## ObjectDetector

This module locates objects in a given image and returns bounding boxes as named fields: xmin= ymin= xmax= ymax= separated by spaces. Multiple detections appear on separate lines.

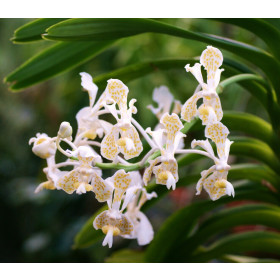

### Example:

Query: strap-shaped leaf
xmin=229 ymin=136 xmax=280 ymax=173
xmin=11 ymin=18 xmax=68 ymax=43
xmin=220 ymin=254 xmax=280 ymax=263
xmin=189 ymin=231 xmax=280 ymax=262
xmin=173 ymin=204 xmax=280 ymax=261
xmin=43 ymin=18 xmax=280 ymax=100
xmin=5 ymin=40 xmax=115 ymax=91
xmin=145 ymin=187 xmax=280 ymax=262
xmin=222 ymin=111 xmax=273 ymax=146
xmin=212 ymin=18 xmax=280 ymax=60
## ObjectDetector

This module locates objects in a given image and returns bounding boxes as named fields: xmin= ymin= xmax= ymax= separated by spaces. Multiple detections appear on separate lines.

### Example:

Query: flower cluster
xmin=29 ymin=46 xmax=234 ymax=248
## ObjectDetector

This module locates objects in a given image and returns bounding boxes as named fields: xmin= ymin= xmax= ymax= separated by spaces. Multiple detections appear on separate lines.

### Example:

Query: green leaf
xmin=220 ymin=254 xmax=280 ymax=263
xmin=222 ymin=111 xmax=274 ymax=146
xmin=5 ymin=40 xmax=115 ymax=91
xmin=105 ymin=249 xmax=144 ymax=263
xmin=145 ymin=186 xmax=279 ymax=262
xmin=189 ymin=231 xmax=280 ymax=262
xmin=174 ymin=204 xmax=280 ymax=261
xmin=229 ymin=136 xmax=280 ymax=173
xmin=43 ymin=18 xmax=280 ymax=101
xmin=212 ymin=19 xmax=280 ymax=60
xmin=11 ymin=18 xmax=68 ymax=43
xmin=73 ymin=205 xmax=107 ymax=249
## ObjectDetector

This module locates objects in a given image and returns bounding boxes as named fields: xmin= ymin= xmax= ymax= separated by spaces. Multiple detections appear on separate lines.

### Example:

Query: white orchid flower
xmin=56 ymin=146 xmax=112 ymax=199
xmin=93 ymin=170 xmax=139 ymax=248
xmin=74 ymin=73 xmax=113 ymax=145
xmin=100 ymin=79 xmax=143 ymax=161
xmin=34 ymin=155 xmax=66 ymax=193
xmin=193 ymin=121 xmax=234 ymax=200
xmin=123 ymin=181 xmax=157 ymax=246
xmin=29 ymin=133 xmax=56 ymax=159
xmin=147 ymin=86 xmax=182 ymax=121
xmin=143 ymin=113 xmax=185 ymax=190
xmin=181 ymin=46 xmax=224 ymax=125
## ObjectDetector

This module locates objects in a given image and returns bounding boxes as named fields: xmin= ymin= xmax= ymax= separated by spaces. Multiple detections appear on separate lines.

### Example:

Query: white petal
xmin=146 ymin=127 xmax=165 ymax=150
xmin=80 ymin=72 xmax=98 ymax=107
xmin=136 ymin=212 xmax=154 ymax=246
xmin=166 ymin=173 xmax=176 ymax=190
xmin=102 ymin=229 xmax=114 ymax=248
xmin=185 ymin=63 xmax=204 ymax=86
xmin=226 ymin=181 xmax=235 ymax=197
xmin=121 ymin=186 xmax=141 ymax=212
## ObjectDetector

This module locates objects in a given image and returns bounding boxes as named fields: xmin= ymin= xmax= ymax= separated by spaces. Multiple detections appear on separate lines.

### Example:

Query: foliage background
xmin=0 ymin=18 xmax=279 ymax=263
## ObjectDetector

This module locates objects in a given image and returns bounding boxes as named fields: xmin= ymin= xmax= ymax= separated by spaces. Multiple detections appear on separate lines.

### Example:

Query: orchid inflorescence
xmin=29 ymin=46 xmax=234 ymax=248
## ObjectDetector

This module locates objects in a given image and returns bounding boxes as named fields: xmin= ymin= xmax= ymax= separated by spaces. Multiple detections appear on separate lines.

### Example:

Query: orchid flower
xmin=34 ymin=155 xmax=66 ymax=193
xmin=123 ymin=179 xmax=157 ymax=246
xmin=74 ymin=73 xmax=113 ymax=145
xmin=193 ymin=121 xmax=234 ymax=200
xmin=56 ymin=146 xmax=112 ymax=200
xmin=100 ymin=79 xmax=143 ymax=161
xmin=143 ymin=112 xmax=185 ymax=190
xmin=93 ymin=170 xmax=138 ymax=248
xmin=147 ymin=86 xmax=182 ymax=121
xmin=29 ymin=133 xmax=56 ymax=159
xmin=181 ymin=46 xmax=224 ymax=125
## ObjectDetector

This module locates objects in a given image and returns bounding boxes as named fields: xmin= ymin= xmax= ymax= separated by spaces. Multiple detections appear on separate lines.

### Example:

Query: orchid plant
xmin=29 ymin=46 xmax=234 ymax=248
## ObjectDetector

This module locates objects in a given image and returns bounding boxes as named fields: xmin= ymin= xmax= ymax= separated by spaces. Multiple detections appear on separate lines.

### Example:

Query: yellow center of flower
xmin=84 ymin=129 xmax=97 ymax=140
xmin=102 ymin=225 xmax=121 ymax=236
xmin=214 ymin=179 xmax=227 ymax=189
xmin=36 ymin=138 xmax=46 ymax=145
xmin=158 ymin=171 xmax=169 ymax=181
xmin=198 ymin=106 xmax=210 ymax=116
xmin=117 ymin=138 xmax=127 ymax=147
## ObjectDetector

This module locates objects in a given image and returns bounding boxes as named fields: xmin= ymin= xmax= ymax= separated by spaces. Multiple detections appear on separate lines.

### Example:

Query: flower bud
xmin=58 ymin=122 xmax=72 ymax=138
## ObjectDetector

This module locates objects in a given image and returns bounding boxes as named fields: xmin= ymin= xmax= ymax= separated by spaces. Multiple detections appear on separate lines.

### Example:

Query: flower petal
xmin=57 ymin=169 xmax=80 ymax=194
xmin=112 ymin=170 xmax=132 ymax=210
xmin=91 ymin=172 xmax=113 ymax=202
xmin=185 ymin=63 xmax=204 ymax=86
xmin=191 ymin=139 xmax=215 ymax=158
xmin=105 ymin=79 xmax=129 ymax=119
xmin=143 ymin=157 xmax=161 ymax=186
xmin=160 ymin=113 xmax=184 ymax=155
xmin=80 ymin=72 xmax=98 ymax=107
xmin=203 ymin=173 xmax=227 ymax=201
xmin=100 ymin=126 xmax=119 ymax=161
xmin=118 ymin=125 xmax=143 ymax=160
xmin=181 ymin=92 xmax=202 ymax=122
xmin=205 ymin=121 xmax=229 ymax=157
xmin=147 ymin=86 xmax=174 ymax=119
xmin=200 ymin=46 xmax=223 ymax=91
xmin=135 ymin=211 xmax=154 ymax=246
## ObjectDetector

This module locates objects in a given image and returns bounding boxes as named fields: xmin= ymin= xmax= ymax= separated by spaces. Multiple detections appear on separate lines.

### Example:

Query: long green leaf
xmin=5 ymin=41 xmax=115 ymax=91
xmin=145 ymin=185 xmax=279 ymax=262
xmin=43 ymin=18 xmax=280 ymax=101
xmin=222 ymin=111 xmax=273 ymax=146
xmin=212 ymin=18 xmax=280 ymax=60
xmin=189 ymin=231 xmax=280 ymax=262
xmin=173 ymin=204 xmax=280 ymax=261
xmin=229 ymin=136 xmax=280 ymax=173
xmin=11 ymin=18 xmax=68 ymax=43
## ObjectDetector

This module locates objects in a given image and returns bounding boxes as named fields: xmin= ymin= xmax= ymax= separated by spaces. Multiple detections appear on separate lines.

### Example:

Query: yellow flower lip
xmin=102 ymin=225 xmax=120 ymax=236
xmin=117 ymin=137 xmax=127 ymax=147
xmin=158 ymin=171 xmax=169 ymax=181
xmin=214 ymin=179 xmax=227 ymax=189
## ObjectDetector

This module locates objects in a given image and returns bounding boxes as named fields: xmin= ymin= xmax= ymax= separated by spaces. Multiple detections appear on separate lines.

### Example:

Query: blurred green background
xmin=0 ymin=19 xmax=271 ymax=262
